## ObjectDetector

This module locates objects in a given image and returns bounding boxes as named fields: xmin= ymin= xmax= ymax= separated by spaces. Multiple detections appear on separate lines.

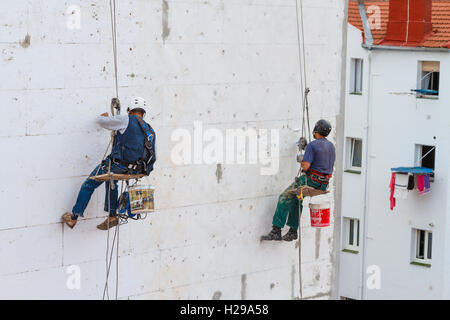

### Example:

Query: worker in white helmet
xmin=62 ymin=97 xmax=156 ymax=230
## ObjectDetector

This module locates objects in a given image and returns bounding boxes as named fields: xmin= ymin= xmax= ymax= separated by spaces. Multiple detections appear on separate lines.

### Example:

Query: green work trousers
xmin=272 ymin=175 xmax=328 ymax=230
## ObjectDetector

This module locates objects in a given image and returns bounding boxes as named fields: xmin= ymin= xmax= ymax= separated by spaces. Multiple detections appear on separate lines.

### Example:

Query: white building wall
xmin=0 ymin=0 xmax=346 ymax=299
xmin=339 ymin=24 xmax=369 ymax=299
xmin=340 ymin=24 xmax=450 ymax=300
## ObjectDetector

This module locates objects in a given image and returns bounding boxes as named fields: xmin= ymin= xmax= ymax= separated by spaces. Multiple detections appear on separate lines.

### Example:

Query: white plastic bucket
xmin=309 ymin=201 xmax=330 ymax=227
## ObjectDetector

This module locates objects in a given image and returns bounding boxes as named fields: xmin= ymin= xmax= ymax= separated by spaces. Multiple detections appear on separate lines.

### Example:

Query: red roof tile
xmin=348 ymin=0 xmax=450 ymax=48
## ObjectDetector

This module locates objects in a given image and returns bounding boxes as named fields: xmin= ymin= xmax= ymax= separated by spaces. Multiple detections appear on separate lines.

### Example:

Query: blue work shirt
xmin=302 ymin=138 xmax=335 ymax=175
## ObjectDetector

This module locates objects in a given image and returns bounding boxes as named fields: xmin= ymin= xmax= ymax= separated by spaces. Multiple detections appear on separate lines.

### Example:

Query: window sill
xmin=410 ymin=261 xmax=431 ymax=268
xmin=349 ymin=92 xmax=362 ymax=96
xmin=342 ymin=249 xmax=359 ymax=254
xmin=344 ymin=169 xmax=361 ymax=175
xmin=416 ymin=95 xmax=439 ymax=100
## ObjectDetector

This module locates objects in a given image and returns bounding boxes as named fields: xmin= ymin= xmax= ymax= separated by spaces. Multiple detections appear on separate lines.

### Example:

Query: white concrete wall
xmin=340 ymin=24 xmax=450 ymax=299
xmin=0 ymin=0 xmax=346 ymax=299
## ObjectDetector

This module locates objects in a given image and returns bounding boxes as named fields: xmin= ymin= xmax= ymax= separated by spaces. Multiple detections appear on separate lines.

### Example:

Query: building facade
xmin=0 ymin=0 xmax=347 ymax=299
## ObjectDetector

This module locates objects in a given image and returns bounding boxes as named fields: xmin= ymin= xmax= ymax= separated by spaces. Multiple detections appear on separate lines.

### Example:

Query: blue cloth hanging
xmin=391 ymin=167 xmax=433 ymax=174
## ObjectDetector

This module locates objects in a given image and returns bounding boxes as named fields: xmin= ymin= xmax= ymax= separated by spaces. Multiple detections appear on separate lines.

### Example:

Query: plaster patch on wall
xmin=20 ymin=34 xmax=31 ymax=48
xmin=215 ymin=163 xmax=223 ymax=184
xmin=212 ymin=290 xmax=222 ymax=300
xmin=315 ymin=228 xmax=321 ymax=260
xmin=291 ymin=264 xmax=295 ymax=299
xmin=241 ymin=274 xmax=247 ymax=300
xmin=161 ymin=0 xmax=170 ymax=42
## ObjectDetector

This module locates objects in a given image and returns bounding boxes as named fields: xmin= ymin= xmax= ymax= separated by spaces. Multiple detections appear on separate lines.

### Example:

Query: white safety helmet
xmin=133 ymin=97 xmax=147 ymax=109
xmin=128 ymin=97 xmax=147 ymax=116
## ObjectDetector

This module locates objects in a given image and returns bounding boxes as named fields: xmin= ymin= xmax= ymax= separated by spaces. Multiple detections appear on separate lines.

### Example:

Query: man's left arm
xmin=301 ymin=143 xmax=314 ymax=172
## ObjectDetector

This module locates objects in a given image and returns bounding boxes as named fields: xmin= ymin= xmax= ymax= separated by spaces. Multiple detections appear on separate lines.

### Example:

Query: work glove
xmin=296 ymin=152 xmax=303 ymax=163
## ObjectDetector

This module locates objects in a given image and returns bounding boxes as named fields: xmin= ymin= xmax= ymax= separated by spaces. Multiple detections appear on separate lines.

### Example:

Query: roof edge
xmin=362 ymin=43 xmax=450 ymax=52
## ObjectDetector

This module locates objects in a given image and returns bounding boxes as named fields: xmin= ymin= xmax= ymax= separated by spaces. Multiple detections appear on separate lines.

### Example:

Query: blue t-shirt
xmin=302 ymin=138 xmax=335 ymax=175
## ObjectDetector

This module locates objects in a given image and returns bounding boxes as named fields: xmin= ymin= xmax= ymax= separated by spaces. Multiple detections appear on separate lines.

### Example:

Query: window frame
xmin=414 ymin=144 xmax=435 ymax=181
xmin=412 ymin=228 xmax=432 ymax=267
xmin=345 ymin=137 xmax=363 ymax=173
xmin=350 ymin=58 xmax=363 ymax=94
xmin=343 ymin=217 xmax=360 ymax=253
xmin=417 ymin=60 xmax=440 ymax=98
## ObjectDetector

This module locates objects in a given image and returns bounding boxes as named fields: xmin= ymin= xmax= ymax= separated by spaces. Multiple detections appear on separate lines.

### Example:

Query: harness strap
xmin=136 ymin=116 xmax=155 ymax=144
xmin=135 ymin=116 xmax=156 ymax=170
xmin=307 ymin=170 xmax=332 ymax=184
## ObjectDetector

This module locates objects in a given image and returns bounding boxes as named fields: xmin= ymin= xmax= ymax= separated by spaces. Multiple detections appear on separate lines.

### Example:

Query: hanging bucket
xmin=309 ymin=202 xmax=330 ymax=227
xmin=128 ymin=185 xmax=155 ymax=214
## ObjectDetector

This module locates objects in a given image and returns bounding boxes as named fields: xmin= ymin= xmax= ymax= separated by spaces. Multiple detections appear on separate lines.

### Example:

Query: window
xmin=411 ymin=229 xmax=432 ymax=267
xmin=350 ymin=58 xmax=363 ymax=94
xmin=345 ymin=138 xmax=362 ymax=173
xmin=415 ymin=144 xmax=435 ymax=180
xmin=343 ymin=217 xmax=360 ymax=253
xmin=417 ymin=61 xmax=439 ymax=97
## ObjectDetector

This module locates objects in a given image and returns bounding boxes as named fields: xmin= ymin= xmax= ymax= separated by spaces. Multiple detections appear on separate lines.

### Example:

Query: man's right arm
xmin=95 ymin=114 xmax=129 ymax=134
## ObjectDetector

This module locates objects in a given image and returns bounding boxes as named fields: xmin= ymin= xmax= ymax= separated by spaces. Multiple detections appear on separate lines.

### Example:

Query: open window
xmin=415 ymin=144 xmax=435 ymax=180
xmin=411 ymin=228 xmax=432 ymax=267
xmin=350 ymin=58 xmax=363 ymax=94
xmin=416 ymin=61 xmax=439 ymax=97
xmin=343 ymin=217 xmax=360 ymax=253
xmin=345 ymin=137 xmax=362 ymax=173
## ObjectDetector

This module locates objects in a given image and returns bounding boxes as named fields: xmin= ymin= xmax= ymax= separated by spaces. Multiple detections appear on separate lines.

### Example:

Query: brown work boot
xmin=62 ymin=212 xmax=77 ymax=229
xmin=97 ymin=215 xmax=119 ymax=230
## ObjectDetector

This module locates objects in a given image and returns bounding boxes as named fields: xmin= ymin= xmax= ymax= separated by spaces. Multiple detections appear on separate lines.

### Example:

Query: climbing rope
xmin=295 ymin=0 xmax=310 ymax=147
xmin=295 ymin=0 xmax=309 ymax=300
xmin=102 ymin=0 xmax=121 ymax=300
xmin=109 ymin=0 xmax=119 ymax=98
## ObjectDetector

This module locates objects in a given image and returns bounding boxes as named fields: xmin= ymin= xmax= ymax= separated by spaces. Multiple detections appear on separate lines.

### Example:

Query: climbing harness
xmin=135 ymin=116 xmax=157 ymax=176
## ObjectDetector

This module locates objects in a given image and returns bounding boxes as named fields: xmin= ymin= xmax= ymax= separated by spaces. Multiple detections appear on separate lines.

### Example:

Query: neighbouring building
xmin=339 ymin=0 xmax=450 ymax=299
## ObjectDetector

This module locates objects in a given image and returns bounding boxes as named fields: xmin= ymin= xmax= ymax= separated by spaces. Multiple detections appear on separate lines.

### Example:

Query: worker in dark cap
xmin=62 ymin=97 xmax=156 ymax=231
xmin=261 ymin=119 xmax=335 ymax=242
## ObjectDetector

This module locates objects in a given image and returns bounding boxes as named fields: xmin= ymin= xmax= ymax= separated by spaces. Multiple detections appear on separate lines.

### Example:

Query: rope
xmin=299 ymin=0 xmax=307 ymax=90
xmin=109 ymin=0 xmax=119 ymax=98
xmin=418 ymin=146 xmax=435 ymax=163
xmin=116 ymin=214 xmax=120 ymax=300
xmin=104 ymin=162 xmax=112 ymax=300
xmin=102 ymin=0 xmax=121 ymax=300
xmin=295 ymin=0 xmax=308 ymax=300
xmin=102 ymin=181 xmax=123 ymax=300
xmin=295 ymin=0 xmax=311 ymax=148
xmin=295 ymin=0 xmax=305 ymax=114
xmin=298 ymin=216 xmax=303 ymax=299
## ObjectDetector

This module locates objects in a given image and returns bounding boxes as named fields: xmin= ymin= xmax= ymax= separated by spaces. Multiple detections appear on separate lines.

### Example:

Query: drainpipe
xmin=358 ymin=0 xmax=373 ymax=47
xmin=360 ymin=48 xmax=373 ymax=300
